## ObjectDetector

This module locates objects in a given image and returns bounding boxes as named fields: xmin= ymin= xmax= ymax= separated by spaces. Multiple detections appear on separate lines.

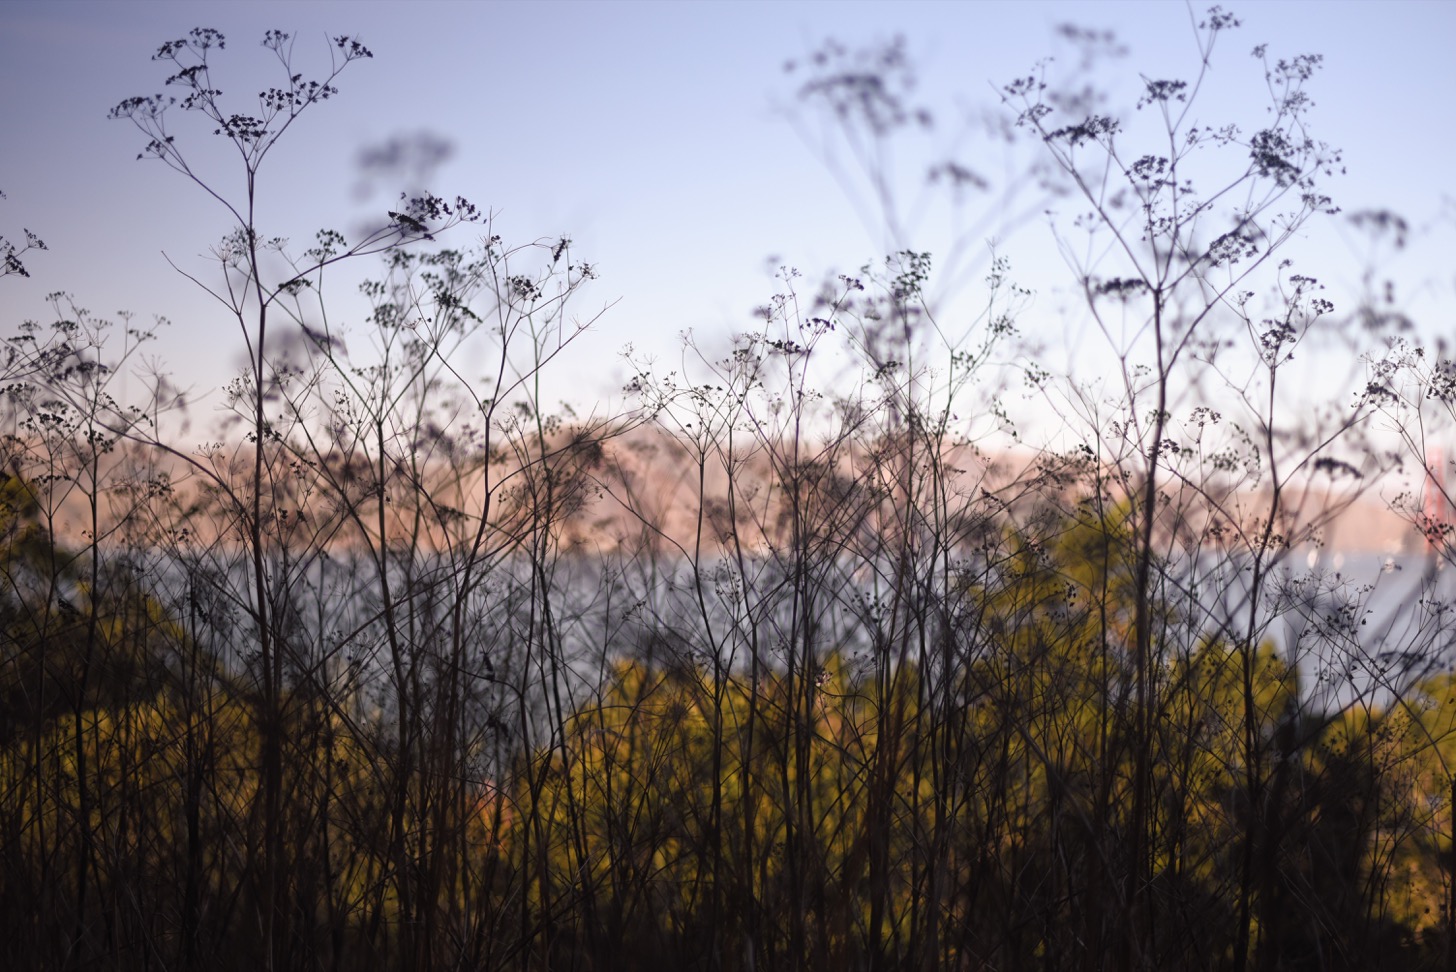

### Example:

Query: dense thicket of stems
xmin=4 ymin=15 xmax=1456 ymax=972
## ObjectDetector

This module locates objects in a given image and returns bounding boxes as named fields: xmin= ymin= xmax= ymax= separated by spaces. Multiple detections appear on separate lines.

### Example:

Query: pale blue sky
xmin=3 ymin=0 xmax=1453 ymax=420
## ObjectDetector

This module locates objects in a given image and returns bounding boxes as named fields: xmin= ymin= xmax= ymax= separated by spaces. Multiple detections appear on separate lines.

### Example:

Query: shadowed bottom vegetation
xmin=6 ymin=474 xmax=1456 ymax=972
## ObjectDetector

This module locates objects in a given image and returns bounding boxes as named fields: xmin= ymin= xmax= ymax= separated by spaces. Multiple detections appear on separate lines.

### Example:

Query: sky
xmin=2 ymin=0 xmax=1454 ymax=429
